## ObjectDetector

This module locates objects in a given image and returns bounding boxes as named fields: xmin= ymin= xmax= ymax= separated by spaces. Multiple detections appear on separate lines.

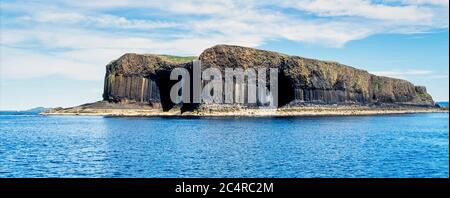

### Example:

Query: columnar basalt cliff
xmin=102 ymin=54 xmax=196 ymax=110
xmin=102 ymin=45 xmax=434 ymax=111
xmin=44 ymin=45 xmax=442 ymax=116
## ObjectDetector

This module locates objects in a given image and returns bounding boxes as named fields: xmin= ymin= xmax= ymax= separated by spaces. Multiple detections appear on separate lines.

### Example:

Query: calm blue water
xmin=437 ymin=101 xmax=449 ymax=108
xmin=0 ymin=112 xmax=448 ymax=178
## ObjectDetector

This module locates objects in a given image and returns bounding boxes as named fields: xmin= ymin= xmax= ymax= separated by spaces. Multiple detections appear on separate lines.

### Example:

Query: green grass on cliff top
xmin=157 ymin=55 xmax=198 ymax=63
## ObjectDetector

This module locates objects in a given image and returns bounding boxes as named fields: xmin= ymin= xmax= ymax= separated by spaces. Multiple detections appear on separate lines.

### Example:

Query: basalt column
xmin=103 ymin=74 xmax=161 ymax=107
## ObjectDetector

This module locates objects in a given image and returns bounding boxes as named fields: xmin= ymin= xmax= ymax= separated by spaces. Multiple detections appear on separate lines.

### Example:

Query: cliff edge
xmin=103 ymin=45 xmax=434 ymax=108
xmin=45 ymin=45 xmax=440 ymax=116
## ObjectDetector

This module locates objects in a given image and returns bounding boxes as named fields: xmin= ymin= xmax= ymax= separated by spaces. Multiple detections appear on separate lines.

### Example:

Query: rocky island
xmin=44 ymin=45 xmax=445 ymax=116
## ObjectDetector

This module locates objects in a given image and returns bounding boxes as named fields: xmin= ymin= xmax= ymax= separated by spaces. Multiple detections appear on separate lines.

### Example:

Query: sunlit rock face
xmin=102 ymin=45 xmax=435 ymax=111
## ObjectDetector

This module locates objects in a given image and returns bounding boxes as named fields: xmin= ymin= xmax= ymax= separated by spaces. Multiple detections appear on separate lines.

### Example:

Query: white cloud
xmin=0 ymin=0 xmax=448 ymax=81
xmin=1 ymin=47 xmax=102 ymax=81
xmin=283 ymin=0 xmax=435 ymax=22
xmin=19 ymin=11 xmax=180 ymax=30
xmin=398 ymin=0 xmax=449 ymax=6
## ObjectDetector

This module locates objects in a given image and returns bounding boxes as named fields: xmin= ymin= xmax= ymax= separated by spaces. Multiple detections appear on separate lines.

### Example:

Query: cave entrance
xmin=157 ymin=71 xmax=177 ymax=111
xmin=277 ymin=70 xmax=295 ymax=107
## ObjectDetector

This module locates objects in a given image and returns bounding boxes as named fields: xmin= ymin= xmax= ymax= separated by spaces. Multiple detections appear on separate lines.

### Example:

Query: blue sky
xmin=0 ymin=0 xmax=449 ymax=110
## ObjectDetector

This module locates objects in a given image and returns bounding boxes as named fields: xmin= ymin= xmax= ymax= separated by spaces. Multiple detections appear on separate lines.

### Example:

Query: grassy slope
xmin=157 ymin=55 xmax=198 ymax=63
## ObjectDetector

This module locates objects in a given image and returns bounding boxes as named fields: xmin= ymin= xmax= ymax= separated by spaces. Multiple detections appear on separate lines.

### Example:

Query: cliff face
xmin=103 ymin=45 xmax=434 ymax=110
xmin=102 ymin=53 xmax=194 ymax=110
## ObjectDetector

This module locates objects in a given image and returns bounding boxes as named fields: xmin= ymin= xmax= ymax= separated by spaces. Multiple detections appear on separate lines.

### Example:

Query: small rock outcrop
xmin=102 ymin=45 xmax=435 ymax=111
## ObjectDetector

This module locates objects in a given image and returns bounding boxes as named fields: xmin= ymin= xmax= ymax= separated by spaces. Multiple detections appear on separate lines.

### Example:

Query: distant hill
xmin=0 ymin=107 xmax=51 ymax=115
xmin=25 ymin=107 xmax=52 ymax=113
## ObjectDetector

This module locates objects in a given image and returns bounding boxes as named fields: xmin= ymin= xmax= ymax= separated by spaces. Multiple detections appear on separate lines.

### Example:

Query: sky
xmin=0 ymin=0 xmax=448 ymax=110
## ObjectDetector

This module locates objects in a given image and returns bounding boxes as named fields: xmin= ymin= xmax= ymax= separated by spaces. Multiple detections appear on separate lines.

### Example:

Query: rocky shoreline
xmin=42 ymin=101 xmax=447 ymax=117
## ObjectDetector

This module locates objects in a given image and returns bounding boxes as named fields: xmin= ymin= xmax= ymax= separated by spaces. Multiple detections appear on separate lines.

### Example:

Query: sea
xmin=0 ymin=105 xmax=448 ymax=178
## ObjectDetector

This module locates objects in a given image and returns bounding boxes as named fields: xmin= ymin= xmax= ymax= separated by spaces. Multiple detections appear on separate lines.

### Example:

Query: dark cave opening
xmin=156 ymin=72 xmax=177 ymax=111
xmin=277 ymin=70 xmax=295 ymax=107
